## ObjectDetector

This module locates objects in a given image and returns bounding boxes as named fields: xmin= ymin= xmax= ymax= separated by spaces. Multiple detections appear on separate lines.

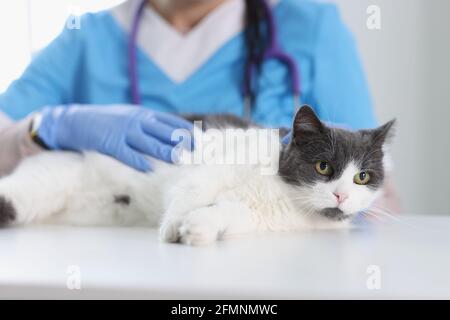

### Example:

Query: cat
xmin=0 ymin=106 xmax=394 ymax=245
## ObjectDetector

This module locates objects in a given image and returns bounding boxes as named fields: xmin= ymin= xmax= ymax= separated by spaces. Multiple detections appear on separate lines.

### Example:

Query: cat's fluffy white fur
xmin=0 ymin=128 xmax=379 ymax=245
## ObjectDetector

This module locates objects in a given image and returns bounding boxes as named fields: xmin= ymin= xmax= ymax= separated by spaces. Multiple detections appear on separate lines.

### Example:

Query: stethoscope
xmin=129 ymin=0 xmax=301 ymax=120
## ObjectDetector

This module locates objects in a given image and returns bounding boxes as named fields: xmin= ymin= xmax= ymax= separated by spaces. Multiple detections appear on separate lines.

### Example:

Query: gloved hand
xmin=37 ymin=105 xmax=193 ymax=171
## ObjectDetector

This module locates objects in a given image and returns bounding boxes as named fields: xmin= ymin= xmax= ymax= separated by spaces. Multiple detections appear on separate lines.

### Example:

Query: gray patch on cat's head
xmin=279 ymin=105 xmax=395 ymax=220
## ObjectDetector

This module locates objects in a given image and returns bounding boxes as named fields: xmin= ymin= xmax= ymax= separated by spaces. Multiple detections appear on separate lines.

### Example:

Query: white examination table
xmin=0 ymin=215 xmax=449 ymax=299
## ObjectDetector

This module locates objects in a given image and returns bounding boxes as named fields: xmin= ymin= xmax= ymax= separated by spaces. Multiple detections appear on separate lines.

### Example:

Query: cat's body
xmin=0 ymin=107 xmax=394 ymax=245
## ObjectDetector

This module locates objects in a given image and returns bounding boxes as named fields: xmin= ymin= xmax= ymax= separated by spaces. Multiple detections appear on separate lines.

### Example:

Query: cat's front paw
xmin=160 ymin=206 xmax=222 ymax=246
xmin=159 ymin=218 xmax=183 ymax=243
xmin=178 ymin=207 xmax=221 ymax=246
xmin=0 ymin=196 xmax=17 ymax=227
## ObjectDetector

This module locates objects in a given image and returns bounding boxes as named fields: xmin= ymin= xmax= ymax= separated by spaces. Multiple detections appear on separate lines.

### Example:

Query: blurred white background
xmin=0 ymin=0 xmax=125 ymax=91
xmin=0 ymin=0 xmax=448 ymax=214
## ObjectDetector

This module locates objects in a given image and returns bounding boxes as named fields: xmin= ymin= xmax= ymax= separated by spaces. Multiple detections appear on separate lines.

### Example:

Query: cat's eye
xmin=354 ymin=171 xmax=371 ymax=185
xmin=315 ymin=161 xmax=333 ymax=176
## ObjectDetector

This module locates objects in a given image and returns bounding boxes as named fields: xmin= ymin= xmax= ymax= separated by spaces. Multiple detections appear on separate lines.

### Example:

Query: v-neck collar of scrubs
xmin=112 ymin=0 xmax=280 ymax=84
xmin=114 ymin=0 xmax=245 ymax=83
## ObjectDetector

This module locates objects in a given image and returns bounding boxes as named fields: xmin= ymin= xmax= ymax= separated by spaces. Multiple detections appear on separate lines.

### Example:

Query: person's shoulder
xmin=77 ymin=4 xmax=126 ymax=31
xmin=277 ymin=0 xmax=341 ymax=22
xmin=59 ymin=0 xmax=135 ymax=37
xmin=276 ymin=0 xmax=346 ymax=51
xmin=59 ymin=1 xmax=133 ymax=48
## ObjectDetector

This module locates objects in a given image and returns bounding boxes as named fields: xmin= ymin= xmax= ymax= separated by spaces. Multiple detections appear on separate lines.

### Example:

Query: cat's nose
xmin=333 ymin=192 xmax=348 ymax=204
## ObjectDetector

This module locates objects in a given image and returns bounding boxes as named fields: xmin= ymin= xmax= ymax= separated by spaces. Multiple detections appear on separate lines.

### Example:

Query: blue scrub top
xmin=0 ymin=0 xmax=377 ymax=130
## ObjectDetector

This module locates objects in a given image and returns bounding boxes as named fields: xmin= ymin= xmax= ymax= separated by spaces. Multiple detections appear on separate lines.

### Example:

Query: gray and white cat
xmin=0 ymin=106 xmax=394 ymax=245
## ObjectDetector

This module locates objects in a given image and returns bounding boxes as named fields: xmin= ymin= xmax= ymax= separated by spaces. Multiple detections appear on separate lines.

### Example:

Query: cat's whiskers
xmin=287 ymin=195 xmax=312 ymax=201
xmin=371 ymin=203 xmax=399 ymax=215
xmin=359 ymin=209 xmax=386 ymax=222
xmin=367 ymin=206 xmax=401 ymax=222
xmin=288 ymin=197 xmax=318 ymax=217
xmin=285 ymin=194 xmax=316 ymax=218
xmin=360 ymin=203 xmax=401 ymax=223
xmin=300 ymin=203 xmax=316 ymax=218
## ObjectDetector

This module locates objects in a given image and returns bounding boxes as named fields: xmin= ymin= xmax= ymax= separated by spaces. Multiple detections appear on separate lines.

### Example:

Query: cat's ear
xmin=371 ymin=119 xmax=396 ymax=146
xmin=293 ymin=105 xmax=324 ymax=138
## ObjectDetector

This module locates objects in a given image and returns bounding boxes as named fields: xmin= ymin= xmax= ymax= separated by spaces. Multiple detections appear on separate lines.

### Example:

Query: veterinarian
xmin=0 ymin=0 xmax=398 ymax=211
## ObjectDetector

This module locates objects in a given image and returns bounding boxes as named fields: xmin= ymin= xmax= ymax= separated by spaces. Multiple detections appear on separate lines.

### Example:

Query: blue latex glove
xmin=37 ymin=105 xmax=193 ymax=171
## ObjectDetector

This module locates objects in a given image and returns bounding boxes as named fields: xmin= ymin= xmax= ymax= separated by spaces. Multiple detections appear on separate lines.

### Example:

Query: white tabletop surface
xmin=0 ymin=215 xmax=449 ymax=299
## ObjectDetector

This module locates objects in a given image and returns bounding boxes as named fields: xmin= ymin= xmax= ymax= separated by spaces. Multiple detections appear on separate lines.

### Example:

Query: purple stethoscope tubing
xmin=129 ymin=0 xmax=301 ymax=118
xmin=128 ymin=0 xmax=147 ymax=105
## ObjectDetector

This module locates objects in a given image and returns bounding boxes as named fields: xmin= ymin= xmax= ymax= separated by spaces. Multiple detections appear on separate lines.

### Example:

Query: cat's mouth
xmin=319 ymin=208 xmax=352 ymax=221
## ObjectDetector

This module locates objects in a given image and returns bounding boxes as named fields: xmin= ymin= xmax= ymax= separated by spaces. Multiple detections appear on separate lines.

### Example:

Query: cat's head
xmin=279 ymin=105 xmax=395 ymax=221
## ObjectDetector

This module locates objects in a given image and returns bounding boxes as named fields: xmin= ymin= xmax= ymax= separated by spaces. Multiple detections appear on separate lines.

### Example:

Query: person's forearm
xmin=0 ymin=115 xmax=43 ymax=177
